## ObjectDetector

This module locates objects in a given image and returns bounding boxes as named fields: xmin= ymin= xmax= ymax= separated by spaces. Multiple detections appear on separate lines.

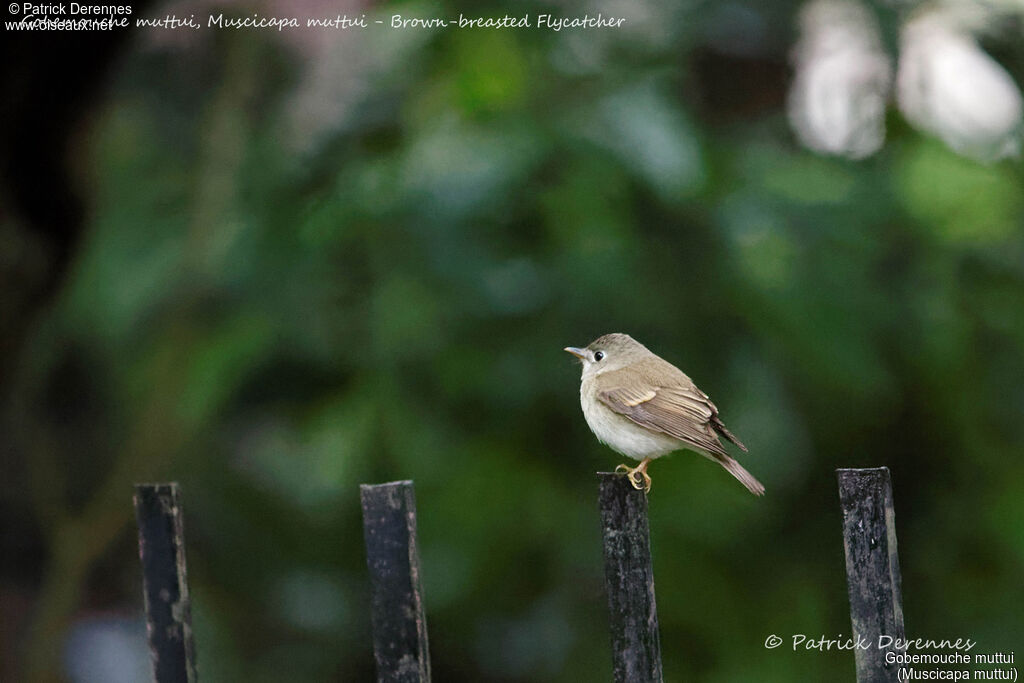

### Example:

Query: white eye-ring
xmin=594 ymin=351 xmax=605 ymax=362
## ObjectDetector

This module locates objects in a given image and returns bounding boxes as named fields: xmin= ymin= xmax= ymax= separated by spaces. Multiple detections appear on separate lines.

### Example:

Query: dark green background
xmin=2 ymin=1 xmax=1023 ymax=681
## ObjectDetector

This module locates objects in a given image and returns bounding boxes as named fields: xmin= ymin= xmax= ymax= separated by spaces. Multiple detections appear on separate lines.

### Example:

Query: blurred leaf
xmin=897 ymin=140 xmax=1022 ymax=244
xmin=181 ymin=313 xmax=275 ymax=424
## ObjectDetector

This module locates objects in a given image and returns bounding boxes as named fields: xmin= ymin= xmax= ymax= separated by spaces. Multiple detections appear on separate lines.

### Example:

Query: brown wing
xmin=597 ymin=383 xmax=733 ymax=457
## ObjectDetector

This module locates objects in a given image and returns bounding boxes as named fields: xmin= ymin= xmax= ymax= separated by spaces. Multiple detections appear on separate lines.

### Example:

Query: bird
xmin=564 ymin=333 xmax=764 ymax=495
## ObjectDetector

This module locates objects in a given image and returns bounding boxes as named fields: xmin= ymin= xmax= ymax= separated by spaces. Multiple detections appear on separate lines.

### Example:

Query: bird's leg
xmin=615 ymin=458 xmax=653 ymax=493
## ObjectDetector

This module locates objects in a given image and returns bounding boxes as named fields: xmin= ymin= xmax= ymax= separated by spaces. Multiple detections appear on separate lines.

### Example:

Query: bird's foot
xmin=615 ymin=459 xmax=652 ymax=493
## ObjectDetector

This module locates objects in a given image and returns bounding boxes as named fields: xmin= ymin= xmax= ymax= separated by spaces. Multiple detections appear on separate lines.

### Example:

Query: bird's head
xmin=564 ymin=333 xmax=650 ymax=378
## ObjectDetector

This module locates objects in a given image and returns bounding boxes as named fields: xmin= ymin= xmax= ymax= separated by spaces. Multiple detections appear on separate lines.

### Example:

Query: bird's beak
xmin=564 ymin=346 xmax=587 ymax=360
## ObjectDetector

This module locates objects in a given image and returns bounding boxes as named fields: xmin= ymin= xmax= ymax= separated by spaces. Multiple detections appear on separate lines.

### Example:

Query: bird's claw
xmin=615 ymin=462 xmax=652 ymax=493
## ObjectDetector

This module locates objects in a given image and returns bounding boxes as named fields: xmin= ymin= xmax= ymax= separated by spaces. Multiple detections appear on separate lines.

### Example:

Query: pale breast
xmin=580 ymin=379 xmax=680 ymax=460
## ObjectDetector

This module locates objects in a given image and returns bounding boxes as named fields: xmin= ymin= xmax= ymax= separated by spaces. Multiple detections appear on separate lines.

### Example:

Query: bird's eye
xmin=594 ymin=351 xmax=605 ymax=362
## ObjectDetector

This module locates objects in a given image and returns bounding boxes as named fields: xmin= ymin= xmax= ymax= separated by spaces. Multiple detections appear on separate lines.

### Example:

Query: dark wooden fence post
xmin=360 ymin=481 xmax=431 ymax=683
xmin=134 ymin=483 xmax=198 ymax=683
xmin=598 ymin=473 xmax=664 ymax=683
xmin=837 ymin=467 xmax=906 ymax=683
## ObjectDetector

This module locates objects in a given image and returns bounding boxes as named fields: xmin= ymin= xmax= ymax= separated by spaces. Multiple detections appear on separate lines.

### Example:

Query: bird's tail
xmin=713 ymin=418 xmax=748 ymax=452
xmin=714 ymin=453 xmax=765 ymax=496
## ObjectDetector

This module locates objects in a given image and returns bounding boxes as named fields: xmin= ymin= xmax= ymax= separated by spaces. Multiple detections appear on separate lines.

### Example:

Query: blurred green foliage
xmin=3 ymin=1 xmax=1024 ymax=681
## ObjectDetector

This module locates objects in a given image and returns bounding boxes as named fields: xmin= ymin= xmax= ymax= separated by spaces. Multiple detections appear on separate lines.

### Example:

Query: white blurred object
xmin=788 ymin=0 xmax=892 ymax=159
xmin=64 ymin=616 xmax=150 ymax=683
xmin=897 ymin=6 xmax=1023 ymax=161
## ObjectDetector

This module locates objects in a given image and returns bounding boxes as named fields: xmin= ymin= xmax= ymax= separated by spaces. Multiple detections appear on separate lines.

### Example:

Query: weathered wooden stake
xmin=360 ymin=481 xmax=431 ymax=683
xmin=837 ymin=467 xmax=906 ymax=683
xmin=134 ymin=483 xmax=197 ymax=683
xmin=598 ymin=473 xmax=664 ymax=683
